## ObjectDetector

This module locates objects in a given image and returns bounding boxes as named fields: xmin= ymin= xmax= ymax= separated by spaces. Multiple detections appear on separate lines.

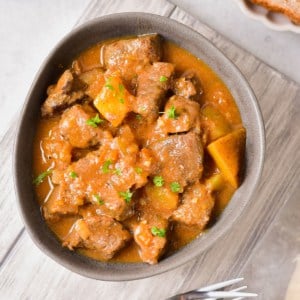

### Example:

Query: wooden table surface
xmin=0 ymin=0 xmax=299 ymax=299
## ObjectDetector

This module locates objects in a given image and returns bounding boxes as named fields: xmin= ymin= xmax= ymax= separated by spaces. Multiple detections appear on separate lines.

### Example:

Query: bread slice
xmin=251 ymin=0 xmax=300 ymax=24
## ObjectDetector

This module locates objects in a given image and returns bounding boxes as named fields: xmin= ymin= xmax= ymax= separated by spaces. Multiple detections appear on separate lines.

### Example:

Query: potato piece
xmin=94 ymin=73 xmax=134 ymax=127
xmin=205 ymin=173 xmax=225 ymax=192
xmin=207 ymin=128 xmax=246 ymax=188
xmin=202 ymin=105 xmax=231 ymax=141
xmin=145 ymin=184 xmax=179 ymax=216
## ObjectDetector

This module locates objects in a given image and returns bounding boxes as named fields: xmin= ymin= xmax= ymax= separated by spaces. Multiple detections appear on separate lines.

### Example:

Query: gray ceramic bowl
xmin=13 ymin=13 xmax=265 ymax=281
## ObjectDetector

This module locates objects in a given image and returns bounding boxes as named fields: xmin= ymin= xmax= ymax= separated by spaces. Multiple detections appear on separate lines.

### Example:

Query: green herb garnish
xmin=151 ymin=226 xmax=166 ymax=237
xmin=159 ymin=75 xmax=168 ymax=82
xmin=104 ymin=83 xmax=114 ymax=90
xmin=69 ymin=171 xmax=78 ymax=179
xmin=119 ymin=190 xmax=133 ymax=203
xmin=114 ymin=168 xmax=122 ymax=176
xmin=33 ymin=170 xmax=52 ymax=185
xmin=170 ymin=182 xmax=181 ymax=193
xmin=119 ymin=84 xmax=125 ymax=92
xmin=135 ymin=114 xmax=142 ymax=121
xmin=102 ymin=160 xmax=112 ymax=174
xmin=93 ymin=194 xmax=104 ymax=205
xmin=86 ymin=114 xmax=104 ymax=128
xmin=119 ymin=98 xmax=125 ymax=104
xmin=135 ymin=167 xmax=143 ymax=175
xmin=167 ymin=105 xmax=178 ymax=119
xmin=153 ymin=176 xmax=164 ymax=187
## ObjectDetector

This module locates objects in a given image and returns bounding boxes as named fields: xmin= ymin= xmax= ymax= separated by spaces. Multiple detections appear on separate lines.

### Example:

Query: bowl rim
xmin=13 ymin=12 xmax=265 ymax=281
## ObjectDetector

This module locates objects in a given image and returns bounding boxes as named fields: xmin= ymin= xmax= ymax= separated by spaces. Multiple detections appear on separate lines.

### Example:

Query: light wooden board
xmin=0 ymin=0 xmax=299 ymax=299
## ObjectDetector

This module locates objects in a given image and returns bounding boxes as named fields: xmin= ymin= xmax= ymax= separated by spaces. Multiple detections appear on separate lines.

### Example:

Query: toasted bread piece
xmin=251 ymin=0 xmax=300 ymax=24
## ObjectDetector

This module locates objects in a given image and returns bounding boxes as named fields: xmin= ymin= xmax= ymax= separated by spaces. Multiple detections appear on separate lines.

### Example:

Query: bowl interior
xmin=14 ymin=12 xmax=265 ymax=281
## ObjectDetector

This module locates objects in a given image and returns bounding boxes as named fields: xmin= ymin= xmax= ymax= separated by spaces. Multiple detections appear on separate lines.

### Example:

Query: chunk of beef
xmin=42 ymin=125 xmax=73 ymax=170
xmin=103 ymin=34 xmax=162 ymax=82
xmin=134 ymin=62 xmax=175 ymax=120
xmin=150 ymin=132 xmax=203 ymax=188
xmin=44 ymin=126 xmax=156 ymax=221
xmin=157 ymin=95 xmax=201 ymax=134
xmin=172 ymin=71 xmax=203 ymax=101
xmin=132 ymin=213 xmax=168 ymax=264
xmin=59 ymin=104 xmax=112 ymax=148
xmin=43 ymin=185 xmax=83 ymax=222
xmin=78 ymin=67 xmax=105 ymax=99
xmin=172 ymin=182 xmax=214 ymax=228
xmin=41 ymin=69 xmax=86 ymax=117
xmin=63 ymin=215 xmax=131 ymax=260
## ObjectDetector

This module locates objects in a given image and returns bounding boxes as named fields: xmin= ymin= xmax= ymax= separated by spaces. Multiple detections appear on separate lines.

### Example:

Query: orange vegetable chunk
xmin=94 ymin=73 xmax=133 ymax=127
xmin=207 ymin=128 xmax=246 ymax=188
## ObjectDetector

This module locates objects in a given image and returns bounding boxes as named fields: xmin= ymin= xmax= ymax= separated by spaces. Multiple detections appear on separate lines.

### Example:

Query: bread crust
xmin=250 ymin=0 xmax=300 ymax=24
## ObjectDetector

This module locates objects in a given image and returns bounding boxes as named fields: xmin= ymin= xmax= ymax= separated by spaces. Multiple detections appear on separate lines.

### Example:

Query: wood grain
xmin=0 ymin=0 xmax=299 ymax=299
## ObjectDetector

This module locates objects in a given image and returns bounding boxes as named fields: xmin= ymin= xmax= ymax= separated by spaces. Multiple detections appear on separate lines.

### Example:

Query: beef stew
xmin=33 ymin=34 xmax=246 ymax=264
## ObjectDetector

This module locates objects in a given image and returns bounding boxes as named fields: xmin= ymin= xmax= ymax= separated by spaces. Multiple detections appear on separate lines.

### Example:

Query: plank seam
xmin=0 ymin=228 xmax=25 ymax=269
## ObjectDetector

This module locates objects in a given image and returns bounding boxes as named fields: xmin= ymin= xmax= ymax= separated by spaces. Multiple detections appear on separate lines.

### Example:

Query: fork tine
xmin=206 ymin=291 xmax=257 ymax=298
xmin=197 ymin=278 xmax=244 ymax=292
xmin=230 ymin=286 xmax=247 ymax=292
xmin=207 ymin=285 xmax=248 ymax=300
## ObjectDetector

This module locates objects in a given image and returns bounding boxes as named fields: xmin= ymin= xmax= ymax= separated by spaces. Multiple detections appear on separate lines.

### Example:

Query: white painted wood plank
xmin=0 ymin=127 xmax=24 ymax=263
xmin=1 ymin=0 xmax=299 ymax=299
xmin=75 ymin=0 xmax=176 ymax=26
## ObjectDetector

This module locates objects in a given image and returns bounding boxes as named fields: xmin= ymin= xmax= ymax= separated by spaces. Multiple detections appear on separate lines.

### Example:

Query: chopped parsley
xmin=118 ymin=84 xmax=125 ymax=103
xmin=135 ymin=167 xmax=143 ymax=175
xmin=167 ymin=105 xmax=178 ymax=119
xmin=69 ymin=171 xmax=78 ymax=179
xmin=118 ymin=84 xmax=125 ymax=92
xmin=114 ymin=168 xmax=122 ymax=176
xmin=33 ymin=170 xmax=52 ymax=185
xmin=119 ymin=190 xmax=133 ymax=203
xmin=151 ymin=226 xmax=166 ymax=237
xmin=104 ymin=83 xmax=114 ymax=90
xmin=102 ymin=160 xmax=112 ymax=173
xmin=153 ymin=176 xmax=164 ymax=187
xmin=135 ymin=114 xmax=142 ymax=121
xmin=86 ymin=114 xmax=104 ymax=128
xmin=93 ymin=194 xmax=104 ymax=205
xmin=159 ymin=75 xmax=168 ymax=82
xmin=170 ymin=182 xmax=181 ymax=193
xmin=140 ymin=106 xmax=147 ymax=112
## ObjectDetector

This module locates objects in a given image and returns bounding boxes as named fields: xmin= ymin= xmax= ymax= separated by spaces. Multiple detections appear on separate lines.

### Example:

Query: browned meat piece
xmin=172 ymin=71 xmax=203 ymax=101
xmin=65 ymin=150 xmax=135 ymax=221
xmin=45 ymin=126 xmax=156 ymax=221
xmin=42 ymin=125 xmax=73 ymax=170
xmin=172 ymin=182 xmax=214 ymax=228
xmin=78 ymin=68 xmax=105 ymax=99
xmin=41 ymin=69 xmax=87 ymax=117
xmin=150 ymin=132 xmax=203 ymax=188
xmin=134 ymin=62 xmax=175 ymax=120
xmin=156 ymin=95 xmax=201 ymax=134
xmin=42 ymin=185 xmax=83 ymax=222
xmin=103 ymin=34 xmax=162 ymax=82
xmin=63 ymin=215 xmax=131 ymax=260
xmin=132 ymin=213 xmax=168 ymax=264
xmin=59 ymin=104 xmax=112 ymax=148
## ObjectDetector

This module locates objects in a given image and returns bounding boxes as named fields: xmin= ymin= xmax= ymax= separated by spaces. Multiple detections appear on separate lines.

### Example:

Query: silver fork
xmin=166 ymin=278 xmax=257 ymax=300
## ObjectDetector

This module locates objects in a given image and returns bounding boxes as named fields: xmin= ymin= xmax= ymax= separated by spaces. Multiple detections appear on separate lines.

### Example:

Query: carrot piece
xmin=207 ymin=128 xmax=246 ymax=188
